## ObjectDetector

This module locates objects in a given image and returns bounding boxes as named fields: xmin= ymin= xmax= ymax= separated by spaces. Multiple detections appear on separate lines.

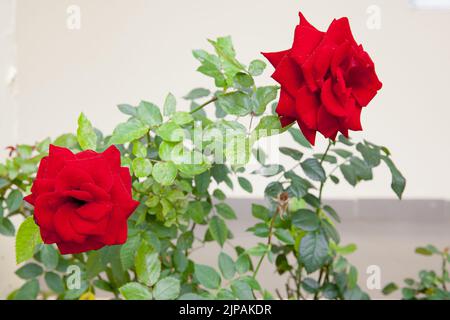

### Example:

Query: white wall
xmin=2 ymin=0 xmax=450 ymax=199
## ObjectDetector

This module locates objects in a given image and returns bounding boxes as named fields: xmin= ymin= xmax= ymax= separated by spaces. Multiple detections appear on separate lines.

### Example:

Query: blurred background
xmin=0 ymin=0 xmax=449 ymax=299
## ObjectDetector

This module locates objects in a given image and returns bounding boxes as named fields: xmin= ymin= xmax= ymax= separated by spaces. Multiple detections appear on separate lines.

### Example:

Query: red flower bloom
xmin=24 ymin=145 xmax=139 ymax=254
xmin=262 ymin=12 xmax=382 ymax=145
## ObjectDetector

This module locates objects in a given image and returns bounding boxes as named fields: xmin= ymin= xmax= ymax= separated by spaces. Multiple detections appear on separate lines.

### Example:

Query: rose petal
xmin=102 ymin=145 xmax=122 ymax=171
xmin=279 ymin=116 xmax=296 ymax=127
xmin=101 ymin=207 xmax=127 ymax=245
xmin=275 ymin=89 xmax=297 ymax=119
xmin=46 ymin=145 xmax=75 ymax=178
xmin=291 ymin=13 xmax=324 ymax=65
xmin=321 ymin=78 xmax=348 ymax=117
xmin=297 ymin=120 xmax=317 ymax=146
xmin=295 ymin=86 xmax=320 ymax=129
xmin=119 ymin=167 xmax=133 ymax=195
xmin=67 ymin=156 xmax=114 ymax=191
xmin=54 ymin=203 xmax=86 ymax=243
xmin=326 ymin=17 xmax=356 ymax=46
xmin=55 ymin=165 xmax=94 ymax=191
xmin=80 ymin=183 xmax=111 ymax=202
xmin=317 ymin=107 xmax=340 ymax=138
xmin=70 ymin=214 xmax=109 ymax=236
xmin=57 ymin=240 xmax=104 ymax=255
xmin=76 ymin=202 xmax=112 ymax=221
xmin=61 ymin=190 xmax=93 ymax=202
xmin=261 ymin=49 xmax=290 ymax=68
xmin=34 ymin=192 xmax=66 ymax=230
xmin=272 ymin=56 xmax=304 ymax=96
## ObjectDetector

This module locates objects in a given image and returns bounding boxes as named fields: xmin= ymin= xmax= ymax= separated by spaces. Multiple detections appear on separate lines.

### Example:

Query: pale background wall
xmin=0 ymin=0 xmax=448 ymax=200
xmin=1 ymin=0 xmax=450 ymax=299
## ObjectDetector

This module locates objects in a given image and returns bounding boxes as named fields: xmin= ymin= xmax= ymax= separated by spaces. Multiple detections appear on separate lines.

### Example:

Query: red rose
xmin=262 ymin=12 xmax=382 ymax=145
xmin=24 ymin=145 xmax=139 ymax=254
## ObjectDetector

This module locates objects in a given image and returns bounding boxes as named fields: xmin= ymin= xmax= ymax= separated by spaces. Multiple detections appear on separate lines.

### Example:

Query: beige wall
xmin=1 ymin=0 xmax=450 ymax=299
xmin=5 ymin=0 xmax=449 ymax=199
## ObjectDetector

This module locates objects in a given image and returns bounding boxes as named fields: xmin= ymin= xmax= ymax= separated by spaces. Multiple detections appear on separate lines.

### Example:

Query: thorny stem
xmin=252 ymin=207 xmax=278 ymax=279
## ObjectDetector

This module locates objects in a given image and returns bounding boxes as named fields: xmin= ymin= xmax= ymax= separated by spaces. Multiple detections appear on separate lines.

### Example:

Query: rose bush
xmin=0 ymin=12 xmax=420 ymax=301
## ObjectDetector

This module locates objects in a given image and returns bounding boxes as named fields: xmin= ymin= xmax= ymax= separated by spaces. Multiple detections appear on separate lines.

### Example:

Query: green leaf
xmin=274 ymin=229 xmax=295 ymax=245
xmin=348 ymin=266 xmax=358 ymax=289
xmin=152 ymin=161 xmax=177 ymax=186
xmin=301 ymin=158 xmax=326 ymax=182
xmin=117 ymin=104 xmax=137 ymax=116
xmin=251 ymin=204 xmax=271 ymax=222
xmin=382 ymin=156 xmax=406 ymax=199
xmin=120 ymin=235 xmax=141 ymax=270
xmin=288 ymin=128 xmax=311 ymax=149
xmin=213 ymin=189 xmax=226 ymax=201
xmin=156 ymin=122 xmax=184 ymax=142
xmin=247 ymin=243 xmax=268 ymax=256
xmin=15 ymin=263 xmax=44 ymax=279
xmin=218 ymin=252 xmax=236 ymax=280
xmin=234 ymin=72 xmax=254 ymax=88
xmin=0 ymin=218 xmax=15 ymax=236
xmin=172 ymin=112 xmax=193 ymax=126
xmin=135 ymin=243 xmax=161 ymax=286
xmin=338 ymin=134 xmax=354 ymax=146
xmin=86 ymin=250 xmax=106 ymax=279
xmin=132 ymin=141 xmax=147 ymax=158
xmin=382 ymin=282 xmax=399 ymax=295
xmin=237 ymin=177 xmax=253 ymax=193
xmin=53 ymin=133 xmax=78 ymax=148
xmin=137 ymin=101 xmax=163 ymax=127
xmin=153 ymin=277 xmax=180 ymax=300
xmin=77 ymin=113 xmax=97 ymax=150
xmin=195 ymin=264 xmax=221 ymax=289
xmin=279 ymin=147 xmax=303 ymax=161
xmin=254 ymin=86 xmax=278 ymax=115
xmin=13 ymin=279 xmax=39 ymax=300
xmin=340 ymin=164 xmax=357 ymax=186
xmin=235 ymin=254 xmax=250 ymax=274
xmin=119 ymin=282 xmax=152 ymax=300
xmin=208 ymin=216 xmax=228 ymax=247
xmin=132 ymin=158 xmax=153 ymax=178
xmin=333 ymin=149 xmax=353 ymax=158
xmin=323 ymin=205 xmax=341 ymax=223
xmin=179 ymin=293 xmax=207 ymax=300
xmin=299 ymin=231 xmax=329 ymax=273
xmin=322 ymin=219 xmax=340 ymax=244
xmin=253 ymin=115 xmax=284 ymax=140
xmin=184 ymin=88 xmax=211 ymax=100
xmin=356 ymin=143 xmax=381 ymax=167
xmin=231 ymin=280 xmax=254 ymax=300
xmin=216 ymin=92 xmax=252 ymax=116
xmin=110 ymin=119 xmax=149 ymax=145
xmin=40 ymin=245 xmax=59 ymax=270
xmin=16 ymin=217 xmax=42 ymax=264
xmin=335 ymin=243 xmax=357 ymax=255
xmin=163 ymin=93 xmax=177 ymax=116
xmin=173 ymin=249 xmax=188 ymax=272
xmin=45 ymin=272 xmax=65 ymax=294
xmin=215 ymin=203 xmax=237 ymax=220
xmin=194 ymin=171 xmax=210 ymax=194
xmin=248 ymin=59 xmax=266 ymax=76
xmin=415 ymin=247 xmax=433 ymax=256
xmin=6 ymin=189 xmax=23 ymax=213
xmin=350 ymin=157 xmax=373 ymax=181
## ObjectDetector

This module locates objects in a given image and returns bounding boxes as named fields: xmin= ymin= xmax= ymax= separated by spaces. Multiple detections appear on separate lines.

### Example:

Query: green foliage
xmin=1 ymin=36 xmax=409 ymax=301
xmin=383 ymin=245 xmax=450 ymax=300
